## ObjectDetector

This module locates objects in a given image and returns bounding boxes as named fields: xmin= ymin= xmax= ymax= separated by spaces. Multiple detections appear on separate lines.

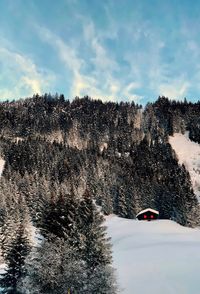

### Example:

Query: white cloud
xmin=36 ymin=25 xmax=119 ymax=101
xmin=121 ymin=18 xmax=195 ymax=102
xmin=82 ymin=20 xmax=143 ymax=102
xmin=159 ymin=80 xmax=190 ymax=99
xmin=83 ymin=21 xmax=119 ymax=72
xmin=21 ymin=76 xmax=41 ymax=94
xmin=122 ymin=82 xmax=143 ymax=102
xmin=0 ymin=46 xmax=55 ymax=100
xmin=37 ymin=26 xmax=93 ymax=97
xmin=35 ymin=21 xmax=143 ymax=103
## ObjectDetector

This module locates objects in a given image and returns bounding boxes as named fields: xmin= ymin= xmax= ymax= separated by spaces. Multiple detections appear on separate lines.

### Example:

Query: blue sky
xmin=0 ymin=0 xmax=200 ymax=103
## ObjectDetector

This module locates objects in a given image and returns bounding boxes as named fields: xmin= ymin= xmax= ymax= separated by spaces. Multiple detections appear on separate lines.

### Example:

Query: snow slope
xmin=0 ymin=159 xmax=5 ymax=177
xmin=169 ymin=132 xmax=200 ymax=200
xmin=106 ymin=216 xmax=200 ymax=294
xmin=0 ymin=158 xmax=5 ymax=279
xmin=0 ymin=264 xmax=6 ymax=293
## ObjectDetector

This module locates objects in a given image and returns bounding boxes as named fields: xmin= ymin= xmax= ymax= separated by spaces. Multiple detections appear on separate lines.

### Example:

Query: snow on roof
xmin=136 ymin=208 xmax=159 ymax=217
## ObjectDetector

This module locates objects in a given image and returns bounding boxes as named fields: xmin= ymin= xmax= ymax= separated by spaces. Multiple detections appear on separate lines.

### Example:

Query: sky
xmin=0 ymin=0 xmax=200 ymax=104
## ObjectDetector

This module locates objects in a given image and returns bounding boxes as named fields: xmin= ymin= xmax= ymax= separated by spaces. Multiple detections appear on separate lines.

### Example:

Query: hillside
xmin=0 ymin=95 xmax=199 ymax=226
xmin=0 ymin=95 xmax=200 ymax=292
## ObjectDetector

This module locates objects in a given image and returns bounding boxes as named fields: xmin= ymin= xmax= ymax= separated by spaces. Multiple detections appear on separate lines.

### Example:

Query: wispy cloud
xmin=35 ymin=19 xmax=143 ymax=102
xmin=85 ymin=20 xmax=143 ymax=102
xmin=2 ymin=13 xmax=190 ymax=103
xmin=159 ymin=80 xmax=190 ymax=99
xmin=0 ymin=45 xmax=55 ymax=100
xmin=36 ymin=25 xmax=99 ymax=98
xmin=82 ymin=19 xmax=122 ymax=100
xmin=83 ymin=20 xmax=119 ymax=72
xmin=1 ymin=0 xmax=200 ymax=103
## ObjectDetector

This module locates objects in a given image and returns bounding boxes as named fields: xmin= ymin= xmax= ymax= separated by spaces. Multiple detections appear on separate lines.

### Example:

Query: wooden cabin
xmin=136 ymin=208 xmax=159 ymax=221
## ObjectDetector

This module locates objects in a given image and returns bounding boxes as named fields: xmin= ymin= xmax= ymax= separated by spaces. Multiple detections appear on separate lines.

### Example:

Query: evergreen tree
xmin=40 ymin=190 xmax=79 ymax=244
xmin=77 ymin=189 xmax=117 ymax=293
xmin=21 ymin=236 xmax=86 ymax=294
xmin=0 ymin=223 xmax=30 ymax=294
xmin=78 ymin=189 xmax=112 ymax=268
xmin=115 ymin=185 xmax=128 ymax=218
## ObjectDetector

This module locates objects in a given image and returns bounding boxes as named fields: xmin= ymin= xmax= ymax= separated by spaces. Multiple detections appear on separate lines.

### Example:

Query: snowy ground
xmin=0 ymin=158 xmax=5 ymax=284
xmin=0 ymin=264 xmax=6 ymax=292
xmin=106 ymin=216 xmax=200 ymax=294
xmin=169 ymin=132 xmax=200 ymax=200
xmin=0 ymin=159 xmax=5 ymax=177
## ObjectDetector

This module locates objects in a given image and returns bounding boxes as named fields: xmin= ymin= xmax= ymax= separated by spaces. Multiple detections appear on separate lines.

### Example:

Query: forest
xmin=0 ymin=94 xmax=200 ymax=293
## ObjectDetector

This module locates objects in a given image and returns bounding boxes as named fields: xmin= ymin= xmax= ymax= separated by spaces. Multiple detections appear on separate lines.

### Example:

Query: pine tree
xmin=0 ymin=223 xmax=30 ymax=294
xmin=77 ymin=189 xmax=117 ymax=293
xmin=78 ymin=189 xmax=112 ymax=267
xmin=40 ymin=190 xmax=79 ymax=243
xmin=82 ymin=264 xmax=118 ymax=294
xmin=21 ymin=236 xmax=86 ymax=294
xmin=115 ymin=186 xmax=128 ymax=218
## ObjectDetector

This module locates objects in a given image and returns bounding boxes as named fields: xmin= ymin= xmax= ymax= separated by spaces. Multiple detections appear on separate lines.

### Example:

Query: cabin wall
xmin=137 ymin=211 xmax=159 ymax=220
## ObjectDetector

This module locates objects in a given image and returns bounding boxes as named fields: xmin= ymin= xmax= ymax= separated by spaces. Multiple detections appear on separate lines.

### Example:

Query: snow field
xmin=106 ymin=216 xmax=200 ymax=294
xmin=169 ymin=132 xmax=200 ymax=200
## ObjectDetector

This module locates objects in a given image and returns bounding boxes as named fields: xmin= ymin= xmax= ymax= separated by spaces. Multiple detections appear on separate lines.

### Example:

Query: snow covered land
xmin=0 ymin=158 xmax=5 ymax=279
xmin=0 ymin=264 xmax=6 ymax=293
xmin=0 ymin=159 xmax=5 ymax=177
xmin=169 ymin=132 xmax=200 ymax=200
xmin=106 ymin=216 xmax=200 ymax=294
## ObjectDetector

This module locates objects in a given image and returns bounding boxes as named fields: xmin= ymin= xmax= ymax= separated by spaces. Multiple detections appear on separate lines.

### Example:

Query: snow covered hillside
xmin=169 ymin=132 xmax=200 ymax=200
xmin=0 ymin=158 xmax=5 ymax=290
xmin=106 ymin=216 xmax=200 ymax=294
xmin=0 ymin=159 xmax=5 ymax=177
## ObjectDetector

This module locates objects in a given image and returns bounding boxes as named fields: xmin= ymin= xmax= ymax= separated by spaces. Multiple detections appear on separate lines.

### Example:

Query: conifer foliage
xmin=0 ymin=223 xmax=30 ymax=294
xmin=21 ymin=189 xmax=117 ymax=294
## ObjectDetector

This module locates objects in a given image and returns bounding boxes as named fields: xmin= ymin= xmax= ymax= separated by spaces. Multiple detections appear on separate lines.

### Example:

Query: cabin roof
xmin=136 ymin=208 xmax=159 ymax=217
